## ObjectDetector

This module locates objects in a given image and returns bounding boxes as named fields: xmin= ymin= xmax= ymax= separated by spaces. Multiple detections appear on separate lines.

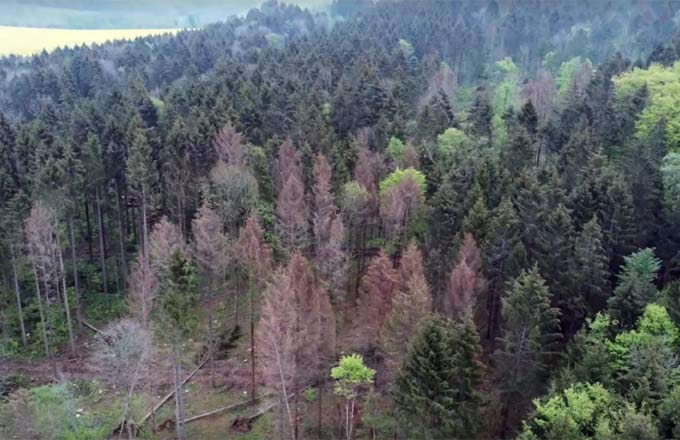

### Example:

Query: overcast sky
xmin=1 ymin=1 xmax=333 ymax=28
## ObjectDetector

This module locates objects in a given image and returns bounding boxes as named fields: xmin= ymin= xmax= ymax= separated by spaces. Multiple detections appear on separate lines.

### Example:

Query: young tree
xmin=443 ymin=233 xmax=485 ymax=318
xmin=495 ymin=266 xmax=561 ymax=436
xmin=236 ymin=214 xmax=271 ymax=401
xmin=312 ymin=154 xmax=347 ymax=300
xmin=331 ymin=354 xmax=376 ymax=440
xmin=393 ymin=315 xmax=482 ymax=439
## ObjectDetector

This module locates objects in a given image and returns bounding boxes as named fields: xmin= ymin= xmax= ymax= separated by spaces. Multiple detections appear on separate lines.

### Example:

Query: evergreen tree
xmin=571 ymin=216 xmax=611 ymax=327
xmin=393 ymin=315 xmax=482 ymax=439
xmin=495 ymin=266 xmax=561 ymax=436
xmin=608 ymin=248 xmax=661 ymax=329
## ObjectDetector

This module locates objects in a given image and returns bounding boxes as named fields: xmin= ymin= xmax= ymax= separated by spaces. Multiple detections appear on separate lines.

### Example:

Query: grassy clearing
xmin=0 ymin=26 xmax=180 ymax=57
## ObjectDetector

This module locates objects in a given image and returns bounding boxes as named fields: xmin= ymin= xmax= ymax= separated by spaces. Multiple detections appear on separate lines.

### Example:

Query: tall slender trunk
xmin=10 ymin=245 xmax=27 ymax=347
xmin=141 ymin=188 xmax=149 ymax=264
xmin=56 ymin=232 xmax=76 ymax=355
xmin=85 ymin=198 xmax=94 ymax=263
xmin=250 ymin=276 xmax=256 ymax=402
xmin=317 ymin=384 xmax=323 ymax=439
xmin=274 ymin=339 xmax=294 ymax=439
xmin=68 ymin=218 xmax=82 ymax=329
xmin=173 ymin=344 xmax=186 ymax=440
xmin=95 ymin=188 xmax=108 ymax=294
xmin=114 ymin=181 xmax=127 ymax=285
xmin=31 ymin=260 xmax=53 ymax=375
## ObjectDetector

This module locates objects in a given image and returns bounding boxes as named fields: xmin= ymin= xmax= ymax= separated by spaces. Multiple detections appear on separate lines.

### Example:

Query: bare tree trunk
xmin=173 ymin=344 xmax=186 ymax=440
xmin=115 ymin=181 xmax=127 ymax=285
xmin=68 ymin=218 xmax=82 ymax=329
xmin=56 ymin=232 xmax=76 ymax=355
xmin=10 ymin=245 xmax=27 ymax=347
xmin=250 ymin=277 xmax=256 ymax=402
xmin=31 ymin=260 xmax=53 ymax=375
xmin=85 ymin=198 xmax=94 ymax=263
xmin=95 ymin=188 xmax=108 ymax=294
xmin=274 ymin=339 xmax=295 ymax=439
xmin=141 ymin=188 xmax=149 ymax=264
xmin=317 ymin=384 xmax=323 ymax=440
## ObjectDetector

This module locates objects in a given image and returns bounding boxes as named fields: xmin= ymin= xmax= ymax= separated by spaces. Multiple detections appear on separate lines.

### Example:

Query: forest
xmin=2 ymin=0 xmax=680 ymax=438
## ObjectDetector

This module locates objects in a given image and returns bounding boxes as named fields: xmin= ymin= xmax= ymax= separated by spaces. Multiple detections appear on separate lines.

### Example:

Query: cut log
xmin=138 ymin=356 xmax=210 ymax=427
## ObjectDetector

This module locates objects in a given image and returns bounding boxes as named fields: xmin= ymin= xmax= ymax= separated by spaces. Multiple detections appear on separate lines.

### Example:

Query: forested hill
xmin=3 ymin=0 xmax=680 ymax=439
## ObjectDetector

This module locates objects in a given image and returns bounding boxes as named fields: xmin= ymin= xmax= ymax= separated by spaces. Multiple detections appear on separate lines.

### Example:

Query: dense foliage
xmin=3 ymin=0 xmax=680 ymax=438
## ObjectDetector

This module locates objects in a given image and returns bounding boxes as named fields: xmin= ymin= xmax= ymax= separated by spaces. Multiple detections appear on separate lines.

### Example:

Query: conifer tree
xmin=157 ymin=249 xmax=199 ymax=440
xmin=444 ymin=233 xmax=485 ymax=318
xmin=495 ymin=266 xmax=561 ymax=436
xmin=126 ymin=118 xmax=158 ymax=263
xmin=607 ymin=248 xmax=661 ymax=329
xmin=484 ymin=197 xmax=524 ymax=340
xmin=313 ymin=154 xmax=347 ymax=300
xmin=571 ymin=216 xmax=610 ymax=330
xmin=237 ymin=214 xmax=272 ymax=401
xmin=381 ymin=241 xmax=431 ymax=376
xmin=355 ymin=250 xmax=399 ymax=349
xmin=276 ymin=139 xmax=308 ymax=251
xmin=393 ymin=315 xmax=482 ymax=439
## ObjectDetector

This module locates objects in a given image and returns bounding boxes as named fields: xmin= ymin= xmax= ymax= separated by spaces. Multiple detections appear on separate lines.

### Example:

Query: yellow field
xmin=0 ymin=26 xmax=181 ymax=57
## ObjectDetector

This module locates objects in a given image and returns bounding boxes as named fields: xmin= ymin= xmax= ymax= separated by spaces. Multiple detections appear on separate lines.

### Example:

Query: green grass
xmin=0 ymin=26 xmax=180 ymax=56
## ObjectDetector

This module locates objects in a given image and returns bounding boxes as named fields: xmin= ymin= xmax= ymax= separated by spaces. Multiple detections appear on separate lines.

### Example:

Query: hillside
xmin=2 ymin=0 xmax=680 ymax=439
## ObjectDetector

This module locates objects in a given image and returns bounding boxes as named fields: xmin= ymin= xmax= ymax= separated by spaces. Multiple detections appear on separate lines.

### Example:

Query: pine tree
xmin=393 ymin=315 xmax=482 ymax=439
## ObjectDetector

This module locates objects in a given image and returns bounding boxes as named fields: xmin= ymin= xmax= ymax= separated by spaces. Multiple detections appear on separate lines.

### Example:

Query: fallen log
xmin=182 ymin=392 xmax=275 ymax=425
xmin=81 ymin=320 xmax=102 ymax=334
xmin=138 ymin=356 xmax=210 ymax=428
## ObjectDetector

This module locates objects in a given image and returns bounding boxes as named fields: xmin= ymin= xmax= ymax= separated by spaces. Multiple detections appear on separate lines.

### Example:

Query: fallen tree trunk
xmin=138 ymin=356 xmax=210 ymax=428
xmin=81 ymin=320 xmax=102 ymax=334
xmin=182 ymin=392 xmax=275 ymax=425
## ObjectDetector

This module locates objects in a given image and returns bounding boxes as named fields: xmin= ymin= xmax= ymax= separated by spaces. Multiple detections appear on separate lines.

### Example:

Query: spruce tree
xmin=393 ymin=315 xmax=482 ymax=439
xmin=607 ymin=248 xmax=661 ymax=329
xmin=572 ymin=216 xmax=611 ymax=327
xmin=495 ymin=266 xmax=561 ymax=436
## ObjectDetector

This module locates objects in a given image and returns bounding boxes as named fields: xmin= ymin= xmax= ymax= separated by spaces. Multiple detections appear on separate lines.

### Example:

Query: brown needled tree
xmin=236 ymin=213 xmax=272 ymax=401
xmin=444 ymin=233 xmax=486 ymax=319
xmin=313 ymin=154 xmax=347 ymax=301
xmin=276 ymin=139 xmax=308 ymax=251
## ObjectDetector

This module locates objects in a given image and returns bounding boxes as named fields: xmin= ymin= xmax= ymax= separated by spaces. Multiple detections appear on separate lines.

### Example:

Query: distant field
xmin=0 ymin=26 xmax=180 ymax=56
